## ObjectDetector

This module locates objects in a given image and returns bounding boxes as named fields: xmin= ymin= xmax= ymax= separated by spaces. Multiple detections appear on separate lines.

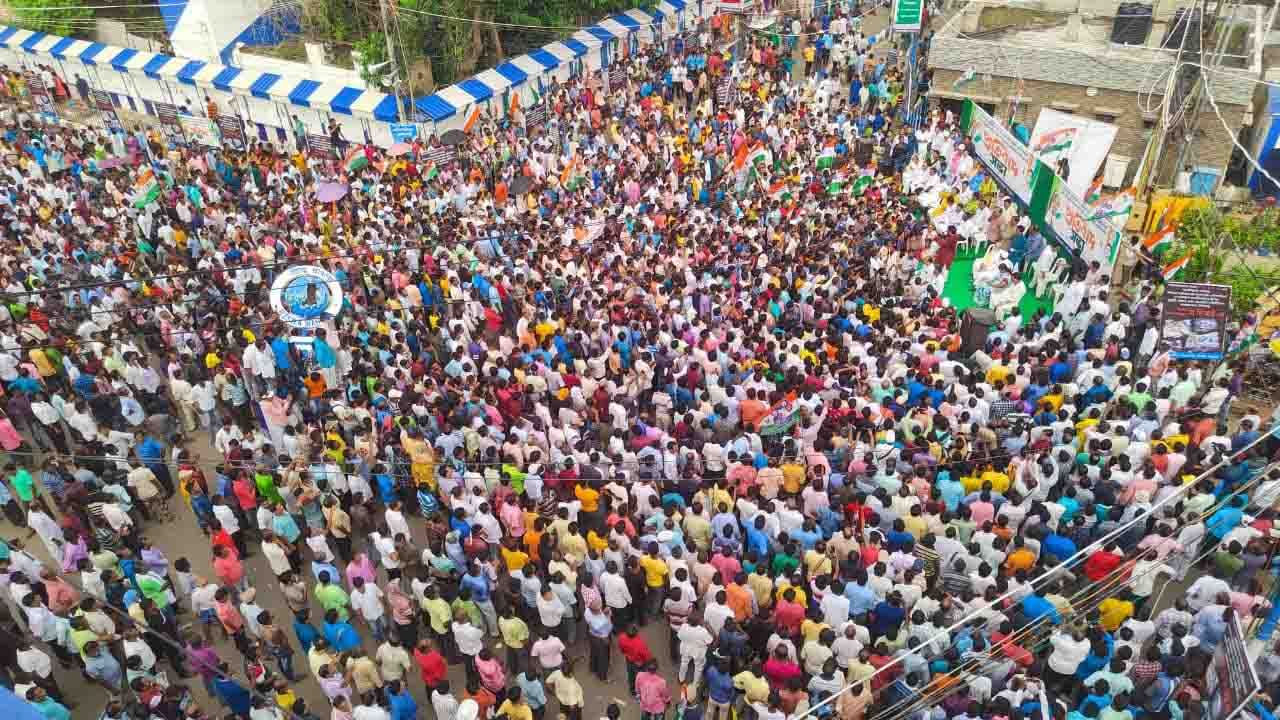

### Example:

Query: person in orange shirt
xmin=1005 ymin=536 xmax=1037 ymax=573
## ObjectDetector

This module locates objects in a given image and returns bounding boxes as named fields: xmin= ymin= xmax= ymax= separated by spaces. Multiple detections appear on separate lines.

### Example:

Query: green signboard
xmin=893 ymin=0 xmax=923 ymax=31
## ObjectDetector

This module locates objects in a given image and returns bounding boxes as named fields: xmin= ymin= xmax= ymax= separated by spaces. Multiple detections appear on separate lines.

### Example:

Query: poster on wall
xmin=216 ymin=114 xmax=247 ymax=151
xmin=1046 ymin=181 xmax=1115 ymax=264
xmin=1160 ymin=282 xmax=1232 ymax=361
xmin=154 ymin=102 xmax=185 ymax=145
xmin=179 ymin=116 xmax=222 ymax=148
xmin=967 ymin=102 xmax=1035 ymax=204
xmin=1031 ymin=107 xmax=1119 ymax=196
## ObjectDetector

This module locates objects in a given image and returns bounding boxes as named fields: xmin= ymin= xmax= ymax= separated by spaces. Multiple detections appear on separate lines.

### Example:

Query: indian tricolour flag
xmin=767 ymin=180 xmax=792 ymax=201
xmin=1085 ymin=176 xmax=1104 ymax=206
xmin=132 ymin=167 xmax=161 ymax=209
xmin=1033 ymin=127 xmax=1077 ymax=157
xmin=1088 ymin=186 xmax=1135 ymax=223
xmin=1142 ymin=225 xmax=1175 ymax=255
xmin=1162 ymin=251 xmax=1190 ymax=281
xmin=747 ymin=145 xmax=772 ymax=169
xmin=344 ymin=147 xmax=369 ymax=173
xmin=815 ymin=146 xmax=837 ymax=171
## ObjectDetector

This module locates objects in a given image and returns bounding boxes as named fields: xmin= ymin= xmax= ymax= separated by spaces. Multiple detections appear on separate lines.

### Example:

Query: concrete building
xmin=928 ymin=0 xmax=1268 ymax=195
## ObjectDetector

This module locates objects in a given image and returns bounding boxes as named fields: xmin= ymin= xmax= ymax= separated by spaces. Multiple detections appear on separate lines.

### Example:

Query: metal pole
xmin=379 ymin=0 xmax=408 ymax=121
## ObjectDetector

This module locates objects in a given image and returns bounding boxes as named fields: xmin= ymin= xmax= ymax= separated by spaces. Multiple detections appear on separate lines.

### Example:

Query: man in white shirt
xmin=350 ymin=576 xmax=388 ymax=643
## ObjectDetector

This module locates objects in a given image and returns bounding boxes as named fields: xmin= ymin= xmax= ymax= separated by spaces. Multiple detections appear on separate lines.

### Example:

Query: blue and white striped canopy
xmin=0 ymin=24 xmax=400 ymax=122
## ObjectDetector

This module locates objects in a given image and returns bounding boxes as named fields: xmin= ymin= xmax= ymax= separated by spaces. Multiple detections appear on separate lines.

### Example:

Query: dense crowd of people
xmin=0 ymin=5 xmax=1275 ymax=720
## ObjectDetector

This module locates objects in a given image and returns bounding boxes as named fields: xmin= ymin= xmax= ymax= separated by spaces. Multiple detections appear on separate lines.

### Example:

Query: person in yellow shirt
xmin=1096 ymin=596 xmax=1134 ymax=632
xmin=638 ymin=546 xmax=668 ymax=619
xmin=500 ymin=537 xmax=530 ymax=573
xmin=979 ymin=465 xmax=1011 ymax=494
xmin=1005 ymin=538 xmax=1037 ymax=573
xmin=985 ymin=364 xmax=1011 ymax=386
xmin=781 ymin=460 xmax=806 ymax=496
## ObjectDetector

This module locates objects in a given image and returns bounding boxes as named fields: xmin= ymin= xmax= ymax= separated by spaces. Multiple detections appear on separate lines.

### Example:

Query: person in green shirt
xmin=772 ymin=544 xmax=800 ymax=576
xmin=421 ymin=583 xmax=454 ymax=659
xmin=498 ymin=605 xmax=529 ymax=674
xmin=451 ymin=588 xmax=483 ymax=629
xmin=255 ymin=470 xmax=283 ymax=507
xmin=9 ymin=464 xmax=34 ymax=505
xmin=314 ymin=572 xmax=350 ymax=622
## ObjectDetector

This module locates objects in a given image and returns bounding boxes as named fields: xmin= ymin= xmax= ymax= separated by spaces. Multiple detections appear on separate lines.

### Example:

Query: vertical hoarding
xmin=1160 ymin=282 xmax=1232 ymax=361
xmin=1205 ymin=613 xmax=1261 ymax=720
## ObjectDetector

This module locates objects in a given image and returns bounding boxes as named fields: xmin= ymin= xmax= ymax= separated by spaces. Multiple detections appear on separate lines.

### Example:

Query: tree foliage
xmin=1166 ymin=206 xmax=1280 ymax=318
xmin=8 ymin=0 xmax=93 ymax=38
xmin=306 ymin=0 xmax=654 ymax=90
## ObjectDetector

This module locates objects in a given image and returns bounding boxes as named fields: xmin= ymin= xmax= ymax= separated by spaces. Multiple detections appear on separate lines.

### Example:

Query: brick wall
xmin=930 ymin=67 xmax=1248 ymax=183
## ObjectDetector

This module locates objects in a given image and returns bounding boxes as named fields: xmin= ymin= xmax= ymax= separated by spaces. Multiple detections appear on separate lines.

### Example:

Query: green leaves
xmin=8 ymin=0 xmax=92 ymax=37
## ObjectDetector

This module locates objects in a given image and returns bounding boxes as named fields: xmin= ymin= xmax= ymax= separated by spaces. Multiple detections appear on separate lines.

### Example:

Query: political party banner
xmin=306 ymin=133 xmax=334 ymax=158
xmin=1205 ymin=613 xmax=1261 ymax=720
xmin=91 ymin=89 xmax=114 ymax=112
xmin=717 ymin=75 xmax=733 ymax=105
xmin=180 ymin=115 xmax=222 ymax=148
xmin=389 ymin=123 xmax=418 ymax=142
xmin=1161 ymin=282 xmax=1232 ymax=361
xmin=424 ymin=144 xmax=456 ymax=166
xmin=609 ymin=64 xmax=626 ymax=90
xmin=1045 ymin=179 xmax=1115 ymax=264
xmin=216 ymin=114 xmax=247 ymax=152
xmin=1030 ymin=107 xmax=1119 ymax=196
xmin=153 ymin=102 xmax=184 ymax=145
xmin=525 ymin=101 xmax=548 ymax=131
xmin=966 ymin=101 xmax=1035 ymax=204
xmin=24 ymin=72 xmax=56 ymax=123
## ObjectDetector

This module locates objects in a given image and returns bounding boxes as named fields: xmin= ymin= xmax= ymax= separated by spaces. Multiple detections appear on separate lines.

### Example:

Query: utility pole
xmin=1172 ymin=0 xmax=1235 ymax=183
xmin=1142 ymin=0 xmax=1197 ymax=196
xmin=378 ymin=0 xmax=407 ymax=121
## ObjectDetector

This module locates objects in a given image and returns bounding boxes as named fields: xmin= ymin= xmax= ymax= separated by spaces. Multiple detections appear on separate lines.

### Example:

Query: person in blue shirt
xmin=1206 ymin=495 xmax=1247 ymax=542
xmin=322 ymin=608 xmax=362 ymax=652
xmin=293 ymin=607 xmax=319 ymax=653
xmin=212 ymin=663 xmax=252 ymax=717
xmin=387 ymin=680 xmax=418 ymax=720
xmin=869 ymin=596 xmax=906 ymax=638
xmin=1021 ymin=588 xmax=1062 ymax=625
xmin=705 ymin=659 xmax=736 ymax=710
xmin=1042 ymin=530 xmax=1078 ymax=564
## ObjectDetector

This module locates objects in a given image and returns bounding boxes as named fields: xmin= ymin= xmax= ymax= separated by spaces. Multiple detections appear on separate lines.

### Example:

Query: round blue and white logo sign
xmin=270 ymin=265 xmax=343 ymax=329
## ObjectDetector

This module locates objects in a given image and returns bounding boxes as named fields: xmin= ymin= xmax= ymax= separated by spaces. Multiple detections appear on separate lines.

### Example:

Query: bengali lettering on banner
xmin=966 ymin=102 xmax=1034 ymax=204
xmin=1160 ymin=282 xmax=1232 ymax=362
xmin=306 ymin=133 xmax=334 ymax=158
xmin=1046 ymin=181 xmax=1114 ymax=263
xmin=216 ymin=114 xmax=247 ymax=151
xmin=179 ymin=115 xmax=222 ymax=148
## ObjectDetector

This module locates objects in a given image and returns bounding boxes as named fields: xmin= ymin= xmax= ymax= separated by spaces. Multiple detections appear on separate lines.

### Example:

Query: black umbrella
xmin=510 ymin=175 xmax=534 ymax=195
xmin=440 ymin=129 xmax=467 ymax=146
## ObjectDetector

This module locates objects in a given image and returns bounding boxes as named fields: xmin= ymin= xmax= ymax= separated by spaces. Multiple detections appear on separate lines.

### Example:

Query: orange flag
xmin=559 ymin=153 xmax=577 ymax=186
xmin=510 ymin=92 xmax=520 ymax=116
xmin=463 ymin=106 xmax=482 ymax=133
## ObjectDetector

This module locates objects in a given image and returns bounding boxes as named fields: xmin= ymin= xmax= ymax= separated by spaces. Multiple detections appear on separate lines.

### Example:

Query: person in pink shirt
xmin=968 ymin=491 xmax=996 ymax=527
xmin=634 ymin=661 xmax=670 ymax=720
